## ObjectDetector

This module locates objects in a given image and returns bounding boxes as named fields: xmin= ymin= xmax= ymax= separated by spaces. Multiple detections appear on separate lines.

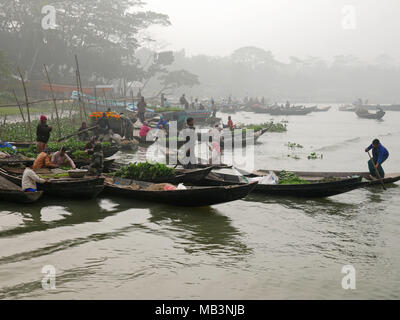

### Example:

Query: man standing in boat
xmin=36 ymin=115 xmax=52 ymax=153
xmin=365 ymin=139 xmax=389 ymax=178
xmin=182 ymin=117 xmax=196 ymax=169
xmin=137 ymin=96 xmax=147 ymax=124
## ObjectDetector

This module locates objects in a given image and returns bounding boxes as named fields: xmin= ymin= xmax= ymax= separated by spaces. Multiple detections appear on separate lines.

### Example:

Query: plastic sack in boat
xmin=177 ymin=183 xmax=187 ymax=190
xmin=249 ymin=171 xmax=279 ymax=185
xmin=164 ymin=184 xmax=177 ymax=191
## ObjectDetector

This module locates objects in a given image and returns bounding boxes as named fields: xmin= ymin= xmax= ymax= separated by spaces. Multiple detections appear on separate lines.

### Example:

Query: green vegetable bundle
xmin=115 ymin=162 xmax=175 ymax=181
xmin=278 ymin=170 xmax=310 ymax=185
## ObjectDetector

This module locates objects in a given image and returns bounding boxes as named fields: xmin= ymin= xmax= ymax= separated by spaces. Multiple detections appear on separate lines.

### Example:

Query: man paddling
xmin=365 ymin=139 xmax=389 ymax=178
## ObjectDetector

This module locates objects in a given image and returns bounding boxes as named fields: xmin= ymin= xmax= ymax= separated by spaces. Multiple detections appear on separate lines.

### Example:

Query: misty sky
xmin=146 ymin=0 xmax=400 ymax=63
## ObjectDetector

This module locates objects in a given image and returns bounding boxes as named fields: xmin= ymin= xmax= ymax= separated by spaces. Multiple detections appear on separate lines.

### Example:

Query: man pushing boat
xmin=365 ymin=139 xmax=389 ymax=178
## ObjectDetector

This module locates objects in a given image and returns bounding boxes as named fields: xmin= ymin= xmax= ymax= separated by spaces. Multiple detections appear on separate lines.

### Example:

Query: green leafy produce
xmin=244 ymin=121 xmax=287 ymax=133
xmin=72 ymin=150 xmax=90 ymax=160
xmin=115 ymin=162 xmax=175 ymax=181
xmin=278 ymin=170 xmax=310 ymax=185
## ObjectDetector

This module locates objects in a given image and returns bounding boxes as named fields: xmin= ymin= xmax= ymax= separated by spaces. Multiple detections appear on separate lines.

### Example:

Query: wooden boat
xmin=103 ymin=145 xmax=120 ymax=157
xmin=0 ymin=176 xmax=43 ymax=204
xmin=253 ymin=170 xmax=400 ymax=186
xmin=9 ymin=141 xmax=36 ymax=149
xmin=339 ymin=105 xmax=356 ymax=112
xmin=74 ymin=158 xmax=115 ymax=169
xmin=197 ymin=128 xmax=268 ymax=149
xmin=119 ymin=140 xmax=139 ymax=152
xmin=132 ymin=136 xmax=187 ymax=149
xmin=0 ymin=168 xmax=104 ymax=199
xmin=355 ymin=108 xmax=385 ymax=120
xmin=202 ymin=170 xmax=367 ymax=197
xmin=186 ymin=110 xmax=212 ymax=123
xmin=103 ymin=177 xmax=258 ymax=207
xmin=268 ymin=107 xmax=314 ymax=116
xmin=109 ymin=164 xmax=213 ymax=184
xmin=314 ymin=106 xmax=331 ymax=112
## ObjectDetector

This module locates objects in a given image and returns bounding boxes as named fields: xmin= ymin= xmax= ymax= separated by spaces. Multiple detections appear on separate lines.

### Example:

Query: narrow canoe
xmin=0 ymin=189 xmax=43 ymax=204
xmin=0 ymin=175 xmax=43 ymax=203
xmin=203 ymin=170 xmax=366 ymax=197
xmin=102 ymin=178 xmax=258 ymax=207
xmin=0 ymin=168 xmax=104 ymax=199
xmin=252 ymin=170 xmax=400 ymax=186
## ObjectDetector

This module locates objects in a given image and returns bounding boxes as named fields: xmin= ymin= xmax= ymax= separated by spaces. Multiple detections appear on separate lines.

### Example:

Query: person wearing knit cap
xmin=36 ymin=115 xmax=52 ymax=153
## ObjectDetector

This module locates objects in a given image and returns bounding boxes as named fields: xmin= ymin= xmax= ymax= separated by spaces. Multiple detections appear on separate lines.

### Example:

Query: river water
xmin=1 ymin=104 xmax=399 ymax=299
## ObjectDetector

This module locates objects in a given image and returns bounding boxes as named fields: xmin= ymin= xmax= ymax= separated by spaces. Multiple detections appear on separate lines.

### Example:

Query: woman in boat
xmin=36 ymin=115 xmax=52 ymax=153
xmin=139 ymin=122 xmax=151 ymax=140
xmin=32 ymin=148 xmax=58 ymax=169
xmin=365 ymin=139 xmax=389 ymax=178
xmin=22 ymin=166 xmax=47 ymax=192
xmin=51 ymin=146 xmax=76 ymax=169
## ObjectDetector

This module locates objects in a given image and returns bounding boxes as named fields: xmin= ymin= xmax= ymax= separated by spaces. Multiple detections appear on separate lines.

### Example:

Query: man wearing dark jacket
xmin=36 ymin=115 xmax=52 ymax=153
xmin=365 ymin=139 xmax=389 ymax=178
xmin=137 ymin=96 xmax=147 ymax=123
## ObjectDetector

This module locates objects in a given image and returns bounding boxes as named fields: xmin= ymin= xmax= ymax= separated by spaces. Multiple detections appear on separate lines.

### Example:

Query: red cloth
xmin=227 ymin=119 xmax=234 ymax=129
xmin=40 ymin=115 xmax=47 ymax=121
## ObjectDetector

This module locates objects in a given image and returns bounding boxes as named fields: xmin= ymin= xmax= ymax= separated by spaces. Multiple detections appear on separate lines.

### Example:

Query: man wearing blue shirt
xmin=365 ymin=139 xmax=389 ymax=178
xmin=156 ymin=116 xmax=168 ymax=130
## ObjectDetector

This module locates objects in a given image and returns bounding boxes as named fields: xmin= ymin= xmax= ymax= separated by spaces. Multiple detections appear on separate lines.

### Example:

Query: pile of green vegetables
xmin=115 ymin=162 xmax=175 ymax=181
xmin=278 ymin=170 xmax=310 ymax=185
xmin=17 ymin=140 xmax=111 ymax=159
xmin=244 ymin=121 xmax=287 ymax=133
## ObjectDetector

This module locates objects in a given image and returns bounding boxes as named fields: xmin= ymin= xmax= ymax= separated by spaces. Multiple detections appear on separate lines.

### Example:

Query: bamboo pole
xmin=75 ymin=69 xmax=83 ymax=123
xmin=43 ymin=64 xmax=62 ymax=139
xmin=12 ymin=89 xmax=26 ymax=124
xmin=17 ymin=67 xmax=33 ymax=141
xmin=94 ymin=87 xmax=98 ymax=111
xmin=75 ymin=55 xmax=88 ymax=121
xmin=103 ymin=89 xmax=108 ymax=110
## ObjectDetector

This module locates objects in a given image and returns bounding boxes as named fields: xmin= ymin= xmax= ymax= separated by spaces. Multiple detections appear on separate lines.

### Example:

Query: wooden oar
xmin=56 ymin=125 xmax=98 ymax=143
xmin=368 ymin=151 xmax=386 ymax=190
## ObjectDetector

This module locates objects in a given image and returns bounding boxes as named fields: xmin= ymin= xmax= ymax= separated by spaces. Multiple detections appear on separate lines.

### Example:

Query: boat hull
xmin=103 ymin=180 xmax=257 ymax=207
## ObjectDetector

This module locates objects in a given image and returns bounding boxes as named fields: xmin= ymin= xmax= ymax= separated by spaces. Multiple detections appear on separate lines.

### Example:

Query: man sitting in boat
xmin=84 ymin=136 xmax=97 ymax=151
xmin=78 ymin=122 xmax=90 ymax=141
xmin=32 ymin=148 xmax=58 ymax=169
xmin=139 ymin=122 xmax=151 ymax=140
xmin=156 ymin=116 xmax=168 ymax=130
xmin=227 ymin=116 xmax=234 ymax=130
xmin=365 ymin=139 xmax=389 ymax=178
xmin=22 ymin=166 xmax=47 ymax=192
xmin=86 ymin=143 xmax=104 ymax=175
xmin=51 ymin=146 xmax=76 ymax=169
xmin=36 ymin=115 xmax=52 ymax=153
xmin=97 ymin=113 xmax=110 ymax=135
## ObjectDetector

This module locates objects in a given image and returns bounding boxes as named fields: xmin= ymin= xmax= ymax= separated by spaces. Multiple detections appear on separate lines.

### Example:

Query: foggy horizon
xmin=145 ymin=0 xmax=400 ymax=63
